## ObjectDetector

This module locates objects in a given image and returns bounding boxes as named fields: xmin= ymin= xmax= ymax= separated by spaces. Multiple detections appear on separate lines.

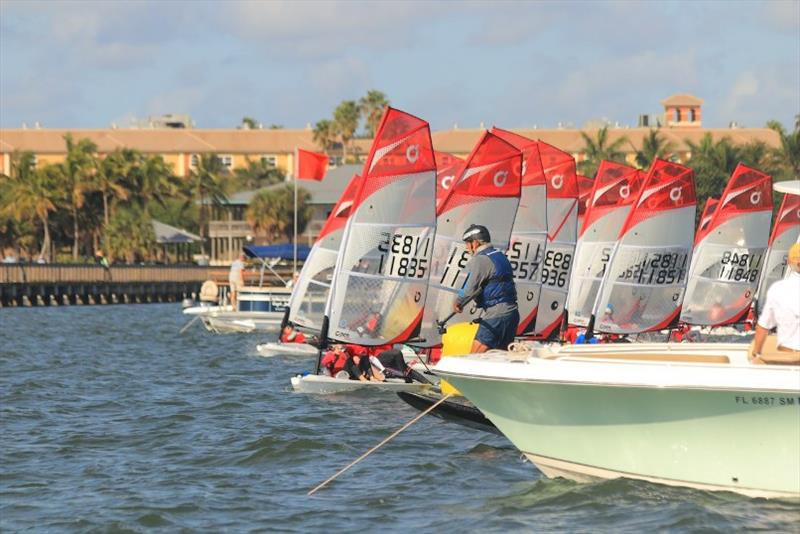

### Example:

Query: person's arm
xmin=752 ymin=289 xmax=777 ymax=362
xmin=455 ymin=256 xmax=492 ymax=312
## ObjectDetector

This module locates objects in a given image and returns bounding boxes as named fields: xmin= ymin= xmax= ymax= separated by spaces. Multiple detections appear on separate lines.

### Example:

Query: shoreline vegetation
xmin=2 ymin=99 xmax=797 ymax=266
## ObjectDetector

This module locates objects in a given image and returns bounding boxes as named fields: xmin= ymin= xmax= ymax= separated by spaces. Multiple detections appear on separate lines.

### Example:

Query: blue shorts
xmin=474 ymin=310 xmax=520 ymax=350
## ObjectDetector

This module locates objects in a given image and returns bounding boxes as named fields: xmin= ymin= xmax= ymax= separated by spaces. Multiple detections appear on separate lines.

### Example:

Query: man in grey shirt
xmin=454 ymin=224 xmax=519 ymax=352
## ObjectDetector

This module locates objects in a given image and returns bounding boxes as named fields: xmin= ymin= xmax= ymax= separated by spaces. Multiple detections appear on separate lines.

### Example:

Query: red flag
xmin=296 ymin=148 xmax=329 ymax=181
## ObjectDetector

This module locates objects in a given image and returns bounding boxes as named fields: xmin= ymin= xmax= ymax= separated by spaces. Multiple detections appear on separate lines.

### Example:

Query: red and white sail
xmin=566 ymin=161 xmax=642 ymax=327
xmin=592 ymin=159 xmax=696 ymax=334
xmin=680 ymin=164 xmax=772 ymax=326
xmin=418 ymin=131 xmax=522 ymax=347
xmin=490 ymin=128 xmax=548 ymax=334
xmin=434 ymin=151 xmax=465 ymax=213
xmin=577 ymin=174 xmax=594 ymax=231
xmin=756 ymin=190 xmax=800 ymax=313
xmin=288 ymin=173 xmax=362 ymax=332
xmin=325 ymin=107 xmax=437 ymax=346
xmin=531 ymin=142 xmax=579 ymax=338
xmin=698 ymin=197 xmax=719 ymax=234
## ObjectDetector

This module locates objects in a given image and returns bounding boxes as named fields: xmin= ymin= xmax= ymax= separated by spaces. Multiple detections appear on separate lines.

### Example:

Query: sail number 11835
xmin=377 ymin=232 xmax=431 ymax=278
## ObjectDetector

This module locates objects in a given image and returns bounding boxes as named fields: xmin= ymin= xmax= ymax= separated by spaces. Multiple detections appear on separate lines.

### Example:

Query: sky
xmin=1 ymin=0 xmax=798 ymax=132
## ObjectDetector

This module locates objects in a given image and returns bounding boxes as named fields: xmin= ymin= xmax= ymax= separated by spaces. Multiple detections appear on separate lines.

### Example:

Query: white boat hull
xmin=435 ymin=343 xmax=800 ymax=499
xmin=290 ymin=374 xmax=432 ymax=395
xmin=257 ymin=342 xmax=319 ymax=357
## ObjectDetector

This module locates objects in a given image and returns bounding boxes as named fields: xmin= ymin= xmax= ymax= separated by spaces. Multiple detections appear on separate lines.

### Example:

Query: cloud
xmin=763 ymin=0 xmax=800 ymax=32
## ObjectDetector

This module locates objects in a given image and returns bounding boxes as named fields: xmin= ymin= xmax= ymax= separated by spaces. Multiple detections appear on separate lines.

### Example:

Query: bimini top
xmin=774 ymin=180 xmax=800 ymax=195
xmin=243 ymin=244 xmax=311 ymax=261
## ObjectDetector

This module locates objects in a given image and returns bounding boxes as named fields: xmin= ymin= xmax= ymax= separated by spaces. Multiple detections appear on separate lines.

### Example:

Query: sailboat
xmin=417 ymin=131 xmax=523 ymax=347
xmin=531 ymin=142 xmax=579 ymax=338
xmin=680 ymin=164 xmax=773 ymax=327
xmin=291 ymin=107 xmax=439 ymax=393
xmin=489 ymin=128 xmax=548 ymax=335
xmin=566 ymin=161 xmax=643 ymax=329
xmin=590 ymin=159 xmax=696 ymax=335
xmin=755 ymin=185 xmax=800 ymax=313
xmin=256 ymin=173 xmax=363 ymax=357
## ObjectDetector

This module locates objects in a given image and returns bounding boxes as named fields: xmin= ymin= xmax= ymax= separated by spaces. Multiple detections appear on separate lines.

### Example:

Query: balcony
xmin=209 ymin=220 xmax=252 ymax=238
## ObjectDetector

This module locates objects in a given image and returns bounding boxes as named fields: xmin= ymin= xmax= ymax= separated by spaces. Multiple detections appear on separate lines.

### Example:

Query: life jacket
xmin=321 ymin=349 xmax=349 ymax=375
xmin=475 ymin=247 xmax=517 ymax=309
xmin=281 ymin=330 xmax=305 ymax=344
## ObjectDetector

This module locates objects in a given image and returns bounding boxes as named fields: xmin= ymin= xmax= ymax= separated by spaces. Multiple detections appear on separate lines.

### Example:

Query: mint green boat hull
xmin=444 ymin=376 xmax=800 ymax=498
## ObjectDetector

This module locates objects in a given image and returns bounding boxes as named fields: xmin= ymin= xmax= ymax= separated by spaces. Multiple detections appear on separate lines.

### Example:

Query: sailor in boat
xmin=280 ymin=324 xmax=319 ymax=346
xmin=751 ymin=243 xmax=800 ymax=364
xmin=455 ymin=224 xmax=520 ymax=352
xmin=228 ymin=252 xmax=247 ymax=308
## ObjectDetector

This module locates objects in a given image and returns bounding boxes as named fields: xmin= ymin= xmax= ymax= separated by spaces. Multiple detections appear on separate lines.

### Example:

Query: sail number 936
xmin=541 ymin=250 xmax=572 ymax=288
xmin=377 ymin=232 xmax=431 ymax=278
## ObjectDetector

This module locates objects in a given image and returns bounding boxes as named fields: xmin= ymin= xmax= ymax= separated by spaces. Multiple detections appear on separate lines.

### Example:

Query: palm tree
xmin=233 ymin=157 xmax=285 ymax=190
xmin=358 ymin=90 xmax=389 ymax=137
xmin=241 ymin=116 xmax=258 ymax=129
xmin=190 ymin=154 xmax=230 ymax=255
xmin=685 ymin=133 xmax=740 ymax=207
xmin=578 ymin=126 xmax=628 ymax=177
xmin=0 ymin=152 xmax=60 ymax=261
xmin=313 ymin=119 xmax=337 ymax=152
xmin=633 ymin=129 xmax=675 ymax=169
xmin=767 ymin=117 xmax=800 ymax=182
xmin=246 ymin=185 xmax=311 ymax=243
xmin=96 ymin=148 xmax=135 ymax=227
xmin=333 ymin=100 xmax=360 ymax=163
xmin=61 ymin=134 xmax=98 ymax=260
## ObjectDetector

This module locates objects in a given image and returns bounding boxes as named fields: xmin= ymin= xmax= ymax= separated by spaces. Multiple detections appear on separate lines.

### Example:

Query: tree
xmin=0 ymin=152 xmax=61 ymax=261
xmin=241 ymin=116 xmax=258 ymax=129
xmin=767 ymin=116 xmax=800 ymax=182
xmin=313 ymin=119 xmax=337 ymax=152
xmin=61 ymin=134 xmax=98 ymax=260
xmin=233 ymin=157 xmax=285 ymax=190
xmin=578 ymin=126 xmax=628 ymax=177
xmin=96 ymin=148 xmax=135 ymax=227
xmin=246 ymin=185 xmax=312 ymax=243
xmin=104 ymin=205 xmax=156 ymax=263
xmin=358 ymin=90 xmax=389 ymax=137
xmin=190 ymin=154 xmax=231 ymax=255
xmin=684 ymin=133 xmax=740 ymax=209
xmin=333 ymin=100 xmax=359 ymax=163
xmin=633 ymin=129 xmax=675 ymax=169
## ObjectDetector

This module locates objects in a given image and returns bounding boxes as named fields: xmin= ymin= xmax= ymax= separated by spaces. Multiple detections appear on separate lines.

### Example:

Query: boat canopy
xmin=244 ymin=244 xmax=311 ymax=261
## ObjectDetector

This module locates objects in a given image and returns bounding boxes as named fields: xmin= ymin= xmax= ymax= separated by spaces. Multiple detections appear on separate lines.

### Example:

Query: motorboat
xmin=435 ymin=340 xmax=800 ymax=499
xmin=182 ymin=244 xmax=308 ymax=334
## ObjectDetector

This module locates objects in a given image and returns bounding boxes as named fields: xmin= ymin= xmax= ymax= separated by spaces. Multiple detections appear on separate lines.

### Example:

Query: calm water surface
xmin=1 ymin=305 xmax=798 ymax=532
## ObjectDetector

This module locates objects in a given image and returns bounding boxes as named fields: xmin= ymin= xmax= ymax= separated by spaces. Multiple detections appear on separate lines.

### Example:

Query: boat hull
xmin=257 ymin=342 xmax=319 ymax=357
xmin=291 ymin=374 xmax=432 ymax=395
xmin=436 ymin=350 xmax=800 ymax=499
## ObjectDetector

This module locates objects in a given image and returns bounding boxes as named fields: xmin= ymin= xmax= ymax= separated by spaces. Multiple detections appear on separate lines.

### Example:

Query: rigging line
xmin=307 ymin=394 xmax=453 ymax=497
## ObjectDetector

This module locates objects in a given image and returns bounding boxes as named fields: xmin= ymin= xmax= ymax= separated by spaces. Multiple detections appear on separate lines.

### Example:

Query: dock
xmin=1 ymin=264 xmax=214 ymax=307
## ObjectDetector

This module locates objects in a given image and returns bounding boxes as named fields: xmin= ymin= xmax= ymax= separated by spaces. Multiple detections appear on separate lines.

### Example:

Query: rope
xmin=307 ymin=393 xmax=453 ymax=496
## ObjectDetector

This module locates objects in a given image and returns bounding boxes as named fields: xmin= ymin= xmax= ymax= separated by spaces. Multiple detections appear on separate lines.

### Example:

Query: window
xmin=673 ymin=109 xmax=680 ymax=122
xmin=689 ymin=109 xmax=696 ymax=122
xmin=219 ymin=155 xmax=233 ymax=169
xmin=190 ymin=154 xmax=199 ymax=168
xmin=261 ymin=155 xmax=277 ymax=167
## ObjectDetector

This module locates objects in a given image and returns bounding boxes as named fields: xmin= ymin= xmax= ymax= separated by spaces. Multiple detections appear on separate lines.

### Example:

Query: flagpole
xmin=293 ymin=148 xmax=298 ymax=275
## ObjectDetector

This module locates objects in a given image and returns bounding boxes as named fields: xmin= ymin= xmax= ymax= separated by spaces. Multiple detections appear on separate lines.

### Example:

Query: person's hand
xmin=750 ymin=353 xmax=764 ymax=365
xmin=454 ymin=302 xmax=463 ymax=313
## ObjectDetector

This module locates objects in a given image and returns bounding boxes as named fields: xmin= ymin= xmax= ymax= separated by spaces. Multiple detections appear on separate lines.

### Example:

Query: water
xmin=1 ymin=304 xmax=798 ymax=532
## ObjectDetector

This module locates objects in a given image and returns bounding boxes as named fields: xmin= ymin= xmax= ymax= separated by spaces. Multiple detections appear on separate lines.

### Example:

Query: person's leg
xmin=473 ymin=319 xmax=500 ymax=353
xmin=377 ymin=349 xmax=407 ymax=373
